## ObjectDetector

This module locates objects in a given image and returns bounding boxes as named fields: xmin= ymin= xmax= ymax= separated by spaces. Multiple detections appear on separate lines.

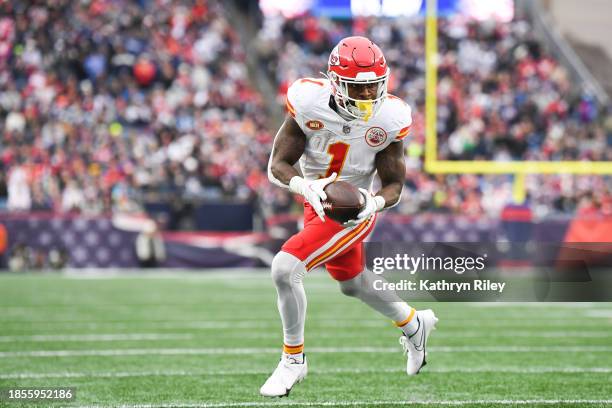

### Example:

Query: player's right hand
xmin=289 ymin=173 xmax=337 ymax=221
xmin=343 ymin=188 xmax=386 ymax=228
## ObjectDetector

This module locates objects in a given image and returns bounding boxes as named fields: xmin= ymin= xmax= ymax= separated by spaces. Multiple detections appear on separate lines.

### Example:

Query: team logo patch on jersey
xmin=306 ymin=120 xmax=324 ymax=130
xmin=365 ymin=127 xmax=387 ymax=147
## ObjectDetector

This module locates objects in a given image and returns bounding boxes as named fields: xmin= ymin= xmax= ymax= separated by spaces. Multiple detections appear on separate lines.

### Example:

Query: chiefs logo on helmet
xmin=329 ymin=47 xmax=340 ymax=66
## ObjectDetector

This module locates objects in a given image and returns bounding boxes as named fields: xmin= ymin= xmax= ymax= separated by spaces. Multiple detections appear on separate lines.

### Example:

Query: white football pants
xmin=271 ymin=251 xmax=412 ymax=347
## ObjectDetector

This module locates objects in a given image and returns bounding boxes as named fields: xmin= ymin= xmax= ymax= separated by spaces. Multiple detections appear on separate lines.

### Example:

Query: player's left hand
xmin=343 ymin=188 xmax=385 ymax=228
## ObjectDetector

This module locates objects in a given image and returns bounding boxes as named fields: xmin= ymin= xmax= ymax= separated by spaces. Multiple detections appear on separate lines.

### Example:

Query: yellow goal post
xmin=423 ymin=0 xmax=612 ymax=203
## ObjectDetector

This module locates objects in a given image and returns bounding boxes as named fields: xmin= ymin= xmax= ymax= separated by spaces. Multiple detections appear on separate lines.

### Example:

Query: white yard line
xmin=1 ymin=345 xmax=611 ymax=358
xmin=0 ymin=330 xmax=608 ymax=344
xmin=585 ymin=310 xmax=612 ymax=318
xmin=0 ymin=320 xmax=380 ymax=329
xmin=236 ymin=330 xmax=611 ymax=339
xmin=2 ymin=317 xmax=605 ymax=325
xmin=73 ymin=400 xmax=612 ymax=407
xmin=468 ymin=303 xmax=600 ymax=308
xmin=2 ymin=366 xmax=612 ymax=380
xmin=60 ymin=269 xmax=270 ymax=279
xmin=1 ymin=319 xmax=610 ymax=330
xmin=0 ymin=333 xmax=194 ymax=342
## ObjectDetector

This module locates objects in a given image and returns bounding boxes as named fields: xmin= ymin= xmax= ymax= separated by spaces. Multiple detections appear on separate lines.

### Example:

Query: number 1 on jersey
xmin=324 ymin=142 xmax=350 ymax=178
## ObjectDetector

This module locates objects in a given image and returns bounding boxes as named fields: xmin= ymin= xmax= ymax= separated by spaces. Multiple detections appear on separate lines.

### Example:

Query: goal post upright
xmin=424 ymin=0 xmax=438 ymax=168
xmin=423 ymin=0 xmax=612 ymax=204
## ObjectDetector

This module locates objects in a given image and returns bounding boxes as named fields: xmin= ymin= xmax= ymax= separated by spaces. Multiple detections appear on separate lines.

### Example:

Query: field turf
xmin=0 ymin=271 xmax=611 ymax=407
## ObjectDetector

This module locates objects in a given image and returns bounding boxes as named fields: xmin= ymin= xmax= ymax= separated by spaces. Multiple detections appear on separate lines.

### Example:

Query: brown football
xmin=322 ymin=181 xmax=364 ymax=223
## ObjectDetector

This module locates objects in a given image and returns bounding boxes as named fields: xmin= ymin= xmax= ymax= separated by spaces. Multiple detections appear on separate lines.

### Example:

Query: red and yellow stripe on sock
xmin=394 ymin=308 xmax=416 ymax=328
xmin=283 ymin=343 xmax=304 ymax=355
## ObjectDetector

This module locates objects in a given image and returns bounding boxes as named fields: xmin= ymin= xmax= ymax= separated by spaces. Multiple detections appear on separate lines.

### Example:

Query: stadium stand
xmin=0 ymin=0 xmax=273 ymax=216
xmin=0 ymin=0 xmax=610 ymax=223
xmin=255 ymin=13 xmax=612 ymax=216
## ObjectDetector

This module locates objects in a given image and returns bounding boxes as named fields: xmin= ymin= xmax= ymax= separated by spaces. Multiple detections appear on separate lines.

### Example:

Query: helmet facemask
xmin=327 ymin=70 xmax=389 ymax=122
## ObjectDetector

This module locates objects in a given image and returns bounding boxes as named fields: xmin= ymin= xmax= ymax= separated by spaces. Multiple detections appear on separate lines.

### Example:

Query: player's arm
xmin=374 ymin=140 xmax=405 ymax=209
xmin=344 ymin=141 xmax=405 ymax=227
xmin=268 ymin=115 xmax=336 ymax=221
xmin=268 ymin=116 xmax=306 ymax=186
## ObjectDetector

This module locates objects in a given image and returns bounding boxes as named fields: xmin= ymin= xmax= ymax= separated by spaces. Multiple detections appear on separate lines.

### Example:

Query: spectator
xmin=257 ymin=12 xmax=612 ymax=217
xmin=7 ymin=164 xmax=31 ymax=211
xmin=0 ymin=0 xmax=274 ymax=217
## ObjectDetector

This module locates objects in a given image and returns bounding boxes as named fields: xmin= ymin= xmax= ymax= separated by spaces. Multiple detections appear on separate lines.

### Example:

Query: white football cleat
xmin=260 ymin=354 xmax=308 ymax=397
xmin=399 ymin=309 xmax=438 ymax=375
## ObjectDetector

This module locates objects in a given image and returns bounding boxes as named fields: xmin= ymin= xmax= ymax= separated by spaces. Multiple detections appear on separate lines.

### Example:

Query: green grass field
xmin=0 ymin=271 xmax=611 ymax=408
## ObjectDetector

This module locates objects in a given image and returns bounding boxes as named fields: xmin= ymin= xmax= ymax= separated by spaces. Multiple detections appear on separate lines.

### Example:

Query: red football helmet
xmin=327 ymin=36 xmax=389 ymax=121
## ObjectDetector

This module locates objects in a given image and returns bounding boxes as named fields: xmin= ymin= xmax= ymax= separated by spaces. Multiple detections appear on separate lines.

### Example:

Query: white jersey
xmin=281 ymin=78 xmax=412 ymax=191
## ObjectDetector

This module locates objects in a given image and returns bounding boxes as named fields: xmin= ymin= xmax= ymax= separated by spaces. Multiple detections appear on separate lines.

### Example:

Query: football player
xmin=262 ymin=36 xmax=438 ymax=397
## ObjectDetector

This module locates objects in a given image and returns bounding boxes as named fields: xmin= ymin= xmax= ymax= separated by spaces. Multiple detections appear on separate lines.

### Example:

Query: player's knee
xmin=271 ymin=251 xmax=302 ymax=287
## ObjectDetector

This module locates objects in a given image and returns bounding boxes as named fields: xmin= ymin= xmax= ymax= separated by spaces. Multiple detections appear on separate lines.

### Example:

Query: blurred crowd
xmin=256 ymin=13 xmax=612 ymax=216
xmin=0 ymin=0 xmax=273 ymax=215
xmin=1 ymin=1 xmax=610 ymax=220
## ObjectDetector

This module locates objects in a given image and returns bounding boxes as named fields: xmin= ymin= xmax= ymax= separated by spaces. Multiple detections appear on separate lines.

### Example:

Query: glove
xmin=289 ymin=172 xmax=337 ymax=222
xmin=343 ymin=188 xmax=386 ymax=228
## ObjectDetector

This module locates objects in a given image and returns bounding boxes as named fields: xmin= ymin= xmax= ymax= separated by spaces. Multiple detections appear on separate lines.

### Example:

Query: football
xmin=322 ymin=181 xmax=365 ymax=223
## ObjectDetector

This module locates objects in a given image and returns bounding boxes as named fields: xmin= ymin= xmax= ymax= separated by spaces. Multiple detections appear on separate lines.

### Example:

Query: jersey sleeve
xmin=285 ymin=78 xmax=325 ymax=131
xmin=388 ymin=97 xmax=413 ymax=143
xmin=271 ymin=79 xmax=324 ymax=189
xmin=285 ymin=82 xmax=299 ymax=120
